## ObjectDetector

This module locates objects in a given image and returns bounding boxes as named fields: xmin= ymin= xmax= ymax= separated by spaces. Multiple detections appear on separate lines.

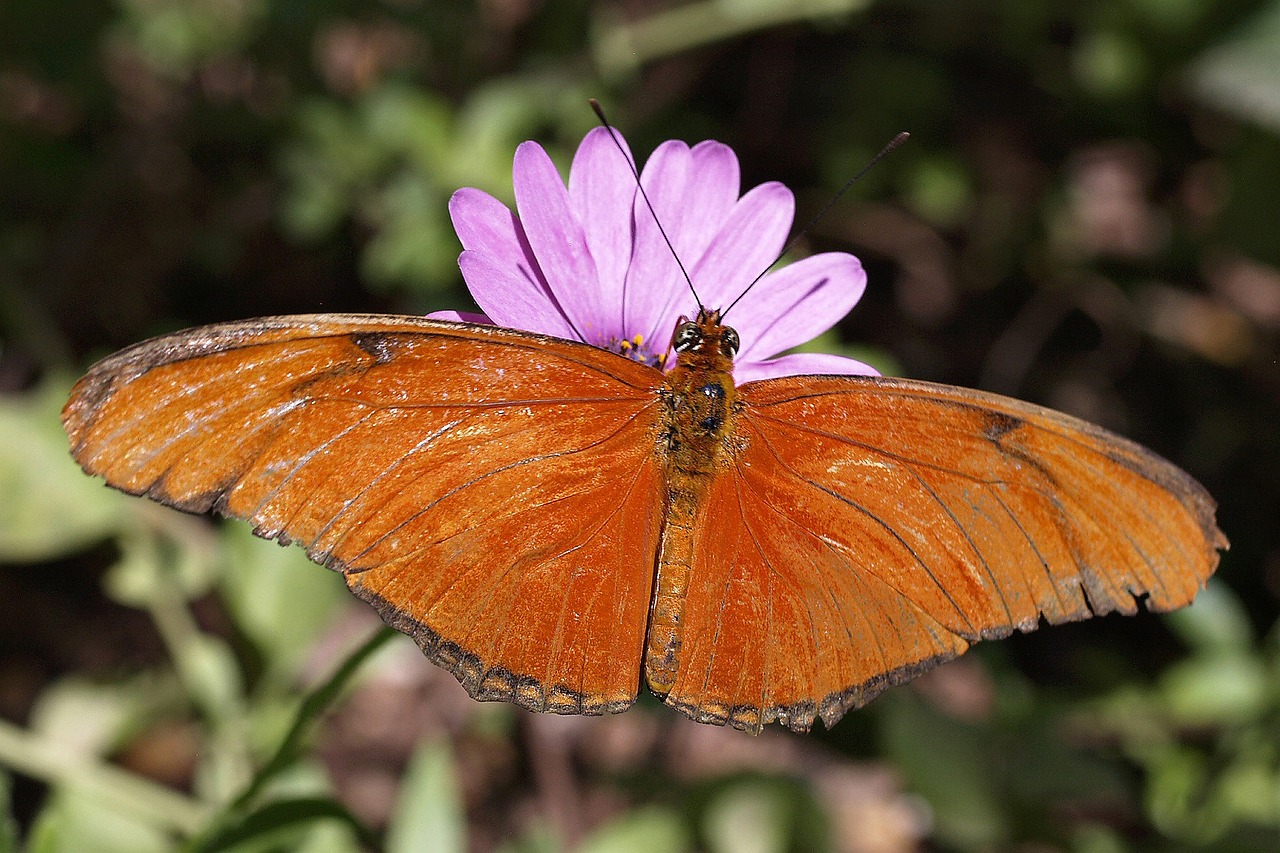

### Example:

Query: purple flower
xmin=431 ymin=127 xmax=877 ymax=382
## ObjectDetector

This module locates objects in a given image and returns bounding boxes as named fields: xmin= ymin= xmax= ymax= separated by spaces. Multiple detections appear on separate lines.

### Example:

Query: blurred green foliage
xmin=3 ymin=0 xmax=1280 ymax=850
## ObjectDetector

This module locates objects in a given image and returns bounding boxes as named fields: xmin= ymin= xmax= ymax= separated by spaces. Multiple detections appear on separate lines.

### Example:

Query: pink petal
xmin=426 ymin=310 xmax=492 ymax=324
xmin=569 ymin=127 xmax=636 ymax=313
xmin=450 ymin=188 xmax=531 ymax=265
xmin=449 ymin=189 xmax=571 ymax=334
xmin=690 ymin=182 xmax=795 ymax=311
xmin=734 ymin=351 xmax=880 ymax=384
xmin=679 ymin=141 xmax=740 ymax=261
xmin=457 ymin=250 xmax=579 ymax=340
xmin=623 ymin=140 xmax=697 ymax=342
xmin=513 ymin=142 xmax=601 ymax=341
xmin=733 ymin=253 xmax=867 ymax=362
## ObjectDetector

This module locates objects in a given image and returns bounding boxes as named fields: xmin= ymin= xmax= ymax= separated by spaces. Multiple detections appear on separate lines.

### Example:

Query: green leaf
xmin=365 ymin=87 xmax=453 ymax=169
xmin=495 ymin=824 xmax=560 ymax=853
xmin=0 ymin=379 xmax=123 ymax=561
xmin=1072 ymin=29 xmax=1149 ymax=98
xmin=189 ymin=627 xmax=397 ymax=850
xmin=580 ymin=807 xmax=689 ymax=853
xmin=178 ymin=632 xmax=247 ymax=722
xmin=1188 ymin=0 xmax=1280 ymax=133
xmin=237 ymin=628 xmax=396 ymax=805
xmin=218 ymin=523 xmax=347 ymax=673
xmin=25 ymin=784 xmax=170 ymax=853
xmin=1163 ymin=579 xmax=1255 ymax=655
xmin=878 ymin=692 xmax=1008 ymax=849
xmin=103 ymin=520 xmax=219 ymax=609
xmin=907 ymin=154 xmax=973 ymax=228
xmin=703 ymin=783 xmax=788 ymax=853
xmin=27 ymin=677 xmax=143 ymax=759
xmin=386 ymin=740 xmax=466 ymax=853
xmin=361 ymin=172 xmax=457 ymax=291
xmin=112 ymin=0 xmax=267 ymax=77
xmin=1160 ymin=654 xmax=1268 ymax=725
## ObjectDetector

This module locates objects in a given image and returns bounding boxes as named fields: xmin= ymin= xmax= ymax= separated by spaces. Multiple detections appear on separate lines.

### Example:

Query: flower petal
xmin=623 ymin=140 xmax=695 ymax=343
xmin=679 ymin=141 xmax=740 ymax=261
xmin=513 ymin=141 xmax=601 ymax=341
xmin=426 ymin=310 xmax=491 ymax=324
xmin=732 ymin=252 xmax=867 ymax=362
xmin=449 ymin=189 xmax=573 ymax=333
xmin=569 ymin=127 xmax=636 ymax=313
xmin=450 ymin=188 xmax=529 ymax=264
xmin=457 ymin=250 xmax=580 ymax=341
xmin=734 ymin=351 xmax=880 ymax=384
xmin=690 ymin=181 xmax=794 ymax=311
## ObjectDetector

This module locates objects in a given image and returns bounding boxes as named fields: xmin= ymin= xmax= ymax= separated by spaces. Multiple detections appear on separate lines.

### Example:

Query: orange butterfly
xmin=62 ymin=130 xmax=1226 ymax=734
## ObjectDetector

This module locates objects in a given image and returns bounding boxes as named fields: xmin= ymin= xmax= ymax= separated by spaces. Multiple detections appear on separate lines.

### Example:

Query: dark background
xmin=2 ymin=1 xmax=1278 ymax=850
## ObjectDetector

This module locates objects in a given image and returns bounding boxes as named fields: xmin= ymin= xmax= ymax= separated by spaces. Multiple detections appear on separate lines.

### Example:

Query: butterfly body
xmin=648 ymin=309 xmax=739 ymax=699
xmin=63 ymin=312 xmax=1225 ymax=734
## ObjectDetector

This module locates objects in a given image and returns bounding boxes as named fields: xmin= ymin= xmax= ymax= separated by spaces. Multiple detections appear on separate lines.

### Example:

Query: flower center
xmin=602 ymin=333 xmax=667 ymax=368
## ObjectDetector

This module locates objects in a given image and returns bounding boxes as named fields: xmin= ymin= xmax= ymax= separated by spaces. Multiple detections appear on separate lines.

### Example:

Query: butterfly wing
xmin=663 ymin=375 xmax=1226 ymax=733
xmin=63 ymin=314 xmax=666 ymax=715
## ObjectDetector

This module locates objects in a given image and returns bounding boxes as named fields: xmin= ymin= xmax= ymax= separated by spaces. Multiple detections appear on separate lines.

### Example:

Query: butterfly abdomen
xmin=645 ymin=475 xmax=698 ymax=695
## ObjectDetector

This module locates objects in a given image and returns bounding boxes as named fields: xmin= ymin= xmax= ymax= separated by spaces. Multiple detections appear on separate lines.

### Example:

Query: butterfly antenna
xmin=722 ymin=131 xmax=910 ymax=319
xmin=589 ymin=99 xmax=703 ymax=310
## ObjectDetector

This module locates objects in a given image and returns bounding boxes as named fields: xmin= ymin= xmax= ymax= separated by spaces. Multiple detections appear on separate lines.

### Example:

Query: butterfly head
xmin=670 ymin=308 xmax=739 ymax=365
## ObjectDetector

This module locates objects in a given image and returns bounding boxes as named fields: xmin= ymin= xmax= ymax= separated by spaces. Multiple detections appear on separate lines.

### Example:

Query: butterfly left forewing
xmin=64 ymin=314 xmax=666 ymax=715
xmin=663 ymin=374 xmax=1225 ymax=732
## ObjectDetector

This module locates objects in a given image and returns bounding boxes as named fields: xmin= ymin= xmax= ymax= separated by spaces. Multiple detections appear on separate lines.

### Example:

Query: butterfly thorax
xmin=646 ymin=309 xmax=740 ymax=699
xmin=658 ymin=309 xmax=738 ymax=470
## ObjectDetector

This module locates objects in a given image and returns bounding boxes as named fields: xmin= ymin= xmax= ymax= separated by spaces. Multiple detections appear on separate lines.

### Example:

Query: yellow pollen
xmin=633 ymin=334 xmax=644 ymax=346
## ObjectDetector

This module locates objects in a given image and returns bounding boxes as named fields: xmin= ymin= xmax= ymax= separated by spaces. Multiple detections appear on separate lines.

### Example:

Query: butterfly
xmin=61 ymin=305 xmax=1226 ymax=734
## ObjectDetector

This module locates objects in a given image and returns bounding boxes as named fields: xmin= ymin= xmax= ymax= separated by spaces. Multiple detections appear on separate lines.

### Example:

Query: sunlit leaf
xmin=28 ymin=677 xmax=150 ymax=759
xmin=386 ymin=740 xmax=466 ymax=853
xmin=580 ymin=807 xmax=689 ymax=853
xmin=703 ymin=783 xmax=788 ymax=853
xmin=1163 ymin=579 xmax=1255 ymax=655
xmin=1188 ymin=0 xmax=1280 ymax=132
xmin=103 ymin=521 xmax=218 ymax=607
xmin=1160 ymin=654 xmax=1268 ymax=725
xmin=0 ymin=380 xmax=122 ymax=560
xmin=218 ymin=522 xmax=348 ymax=673
xmin=25 ymin=785 xmax=170 ymax=853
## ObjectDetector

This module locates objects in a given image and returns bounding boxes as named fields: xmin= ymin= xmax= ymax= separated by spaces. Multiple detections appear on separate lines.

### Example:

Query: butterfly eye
xmin=721 ymin=327 xmax=740 ymax=358
xmin=673 ymin=322 xmax=702 ymax=352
